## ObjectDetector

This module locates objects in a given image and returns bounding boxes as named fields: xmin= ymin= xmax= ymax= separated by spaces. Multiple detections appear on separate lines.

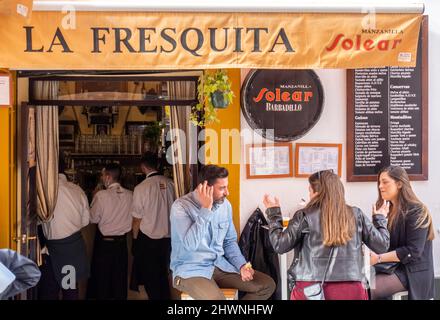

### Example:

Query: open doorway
xmin=16 ymin=70 xmax=203 ymax=299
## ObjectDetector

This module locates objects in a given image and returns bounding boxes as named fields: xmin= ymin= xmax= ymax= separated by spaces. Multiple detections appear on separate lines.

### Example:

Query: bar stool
xmin=392 ymin=291 xmax=408 ymax=300
xmin=180 ymin=288 xmax=238 ymax=300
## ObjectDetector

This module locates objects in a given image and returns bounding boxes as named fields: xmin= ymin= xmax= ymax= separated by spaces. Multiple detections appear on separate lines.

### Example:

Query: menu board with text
xmin=347 ymin=17 xmax=428 ymax=181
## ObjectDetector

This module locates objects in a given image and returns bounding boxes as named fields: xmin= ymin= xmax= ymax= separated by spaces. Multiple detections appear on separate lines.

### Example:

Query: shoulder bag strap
xmin=321 ymin=246 xmax=335 ymax=286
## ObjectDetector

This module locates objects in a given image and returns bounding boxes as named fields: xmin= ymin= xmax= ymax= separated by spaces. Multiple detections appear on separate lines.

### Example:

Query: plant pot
xmin=210 ymin=90 xmax=229 ymax=108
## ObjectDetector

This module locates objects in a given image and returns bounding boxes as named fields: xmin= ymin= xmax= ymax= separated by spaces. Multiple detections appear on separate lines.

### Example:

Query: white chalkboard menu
xmin=347 ymin=16 xmax=428 ymax=182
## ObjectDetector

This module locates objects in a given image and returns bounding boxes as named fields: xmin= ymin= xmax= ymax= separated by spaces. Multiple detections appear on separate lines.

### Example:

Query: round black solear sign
xmin=241 ymin=69 xmax=324 ymax=141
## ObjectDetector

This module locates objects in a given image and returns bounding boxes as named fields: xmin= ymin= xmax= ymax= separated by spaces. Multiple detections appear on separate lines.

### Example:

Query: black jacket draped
xmin=239 ymin=208 xmax=281 ymax=300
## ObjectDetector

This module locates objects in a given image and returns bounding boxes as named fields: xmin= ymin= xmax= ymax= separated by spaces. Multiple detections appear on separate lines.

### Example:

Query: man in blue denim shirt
xmin=170 ymin=165 xmax=275 ymax=300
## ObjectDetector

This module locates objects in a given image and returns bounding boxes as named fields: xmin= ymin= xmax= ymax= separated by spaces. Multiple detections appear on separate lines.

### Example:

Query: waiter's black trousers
xmin=136 ymin=231 xmax=171 ymax=300
xmin=38 ymin=254 xmax=79 ymax=300
xmin=90 ymin=231 xmax=128 ymax=300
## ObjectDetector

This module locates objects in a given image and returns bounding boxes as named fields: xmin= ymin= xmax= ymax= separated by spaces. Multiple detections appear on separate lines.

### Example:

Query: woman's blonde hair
xmin=376 ymin=166 xmax=434 ymax=240
xmin=306 ymin=170 xmax=355 ymax=246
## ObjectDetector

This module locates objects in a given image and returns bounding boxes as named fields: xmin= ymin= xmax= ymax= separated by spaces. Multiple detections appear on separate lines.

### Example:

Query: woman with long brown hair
xmin=370 ymin=166 xmax=435 ymax=300
xmin=264 ymin=170 xmax=390 ymax=300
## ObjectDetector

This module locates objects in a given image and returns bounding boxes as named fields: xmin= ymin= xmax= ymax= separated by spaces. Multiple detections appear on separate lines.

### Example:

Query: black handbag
xmin=374 ymin=262 xmax=400 ymax=275
xmin=303 ymin=247 xmax=335 ymax=300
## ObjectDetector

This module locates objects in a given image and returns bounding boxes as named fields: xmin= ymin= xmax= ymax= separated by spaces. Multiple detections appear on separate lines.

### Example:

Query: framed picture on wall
xmin=295 ymin=143 xmax=342 ymax=177
xmin=246 ymin=143 xmax=293 ymax=179
xmin=59 ymin=121 xmax=76 ymax=144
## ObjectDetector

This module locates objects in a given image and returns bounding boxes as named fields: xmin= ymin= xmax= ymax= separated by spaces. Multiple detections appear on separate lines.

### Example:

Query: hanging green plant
xmin=190 ymin=69 xmax=234 ymax=127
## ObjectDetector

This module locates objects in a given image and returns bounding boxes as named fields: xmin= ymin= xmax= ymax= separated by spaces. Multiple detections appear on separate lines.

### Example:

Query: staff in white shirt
xmin=131 ymin=152 xmax=175 ymax=300
xmin=89 ymin=163 xmax=133 ymax=300
xmin=38 ymin=158 xmax=90 ymax=300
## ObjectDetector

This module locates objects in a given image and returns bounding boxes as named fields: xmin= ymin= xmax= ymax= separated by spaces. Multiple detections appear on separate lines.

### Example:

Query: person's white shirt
xmin=90 ymin=182 xmax=133 ymax=236
xmin=42 ymin=174 xmax=90 ymax=240
xmin=131 ymin=172 xmax=175 ymax=239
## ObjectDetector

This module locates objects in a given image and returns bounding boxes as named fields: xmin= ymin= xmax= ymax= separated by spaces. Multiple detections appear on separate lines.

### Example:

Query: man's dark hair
xmin=58 ymin=157 xmax=66 ymax=174
xmin=197 ymin=165 xmax=229 ymax=186
xmin=140 ymin=151 xmax=158 ymax=170
xmin=104 ymin=163 xmax=122 ymax=182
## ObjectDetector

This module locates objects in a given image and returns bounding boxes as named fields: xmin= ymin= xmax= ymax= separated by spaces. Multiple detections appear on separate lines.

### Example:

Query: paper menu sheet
xmin=298 ymin=146 xmax=339 ymax=175
xmin=249 ymin=145 xmax=290 ymax=176
xmin=0 ymin=76 xmax=10 ymax=106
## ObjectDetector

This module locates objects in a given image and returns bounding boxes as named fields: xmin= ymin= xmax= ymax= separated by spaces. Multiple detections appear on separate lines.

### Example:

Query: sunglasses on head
xmin=316 ymin=169 xmax=334 ymax=179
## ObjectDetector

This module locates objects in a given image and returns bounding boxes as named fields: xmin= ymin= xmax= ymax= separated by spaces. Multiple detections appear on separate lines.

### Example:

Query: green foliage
xmin=143 ymin=121 xmax=165 ymax=145
xmin=190 ymin=70 xmax=234 ymax=127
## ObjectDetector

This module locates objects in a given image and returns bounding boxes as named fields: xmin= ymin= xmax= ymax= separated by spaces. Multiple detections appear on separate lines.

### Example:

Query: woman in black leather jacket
xmin=369 ymin=166 xmax=435 ymax=300
xmin=264 ymin=170 xmax=390 ymax=300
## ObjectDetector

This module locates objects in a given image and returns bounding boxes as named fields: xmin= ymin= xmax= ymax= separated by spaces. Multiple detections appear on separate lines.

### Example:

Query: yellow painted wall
xmin=0 ymin=71 xmax=16 ymax=250
xmin=205 ymin=69 xmax=241 ymax=231
xmin=0 ymin=108 xmax=10 ymax=248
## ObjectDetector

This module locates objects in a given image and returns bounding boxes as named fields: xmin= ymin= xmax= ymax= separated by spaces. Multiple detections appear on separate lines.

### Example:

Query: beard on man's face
xmin=214 ymin=195 xmax=226 ymax=204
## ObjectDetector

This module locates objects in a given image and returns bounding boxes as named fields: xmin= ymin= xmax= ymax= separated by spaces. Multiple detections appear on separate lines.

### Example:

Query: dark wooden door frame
xmin=19 ymin=102 xmax=38 ymax=300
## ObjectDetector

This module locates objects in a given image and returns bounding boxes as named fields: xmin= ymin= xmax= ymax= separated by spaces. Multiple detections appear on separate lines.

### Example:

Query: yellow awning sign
xmin=0 ymin=12 xmax=422 ymax=70
xmin=0 ymin=0 xmax=33 ymax=18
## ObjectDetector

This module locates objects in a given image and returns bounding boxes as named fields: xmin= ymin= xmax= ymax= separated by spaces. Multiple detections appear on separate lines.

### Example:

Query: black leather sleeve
xmin=266 ymin=207 xmax=308 ymax=254
xmin=358 ymin=207 xmax=390 ymax=253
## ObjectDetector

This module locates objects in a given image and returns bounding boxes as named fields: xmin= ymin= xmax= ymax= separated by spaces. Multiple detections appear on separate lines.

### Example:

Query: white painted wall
xmin=239 ymin=0 xmax=440 ymax=277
